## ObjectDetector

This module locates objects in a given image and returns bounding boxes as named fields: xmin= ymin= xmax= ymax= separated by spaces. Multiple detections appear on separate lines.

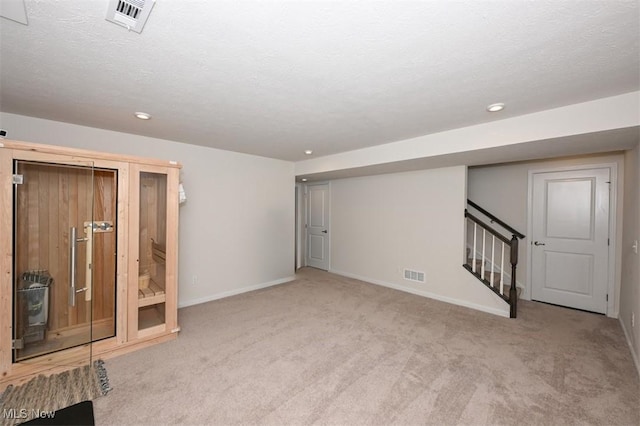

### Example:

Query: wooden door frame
xmin=295 ymin=183 xmax=304 ymax=270
xmin=526 ymin=163 xmax=618 ymax=317
xmin=0 ymin=147 xmax=130 ymax=378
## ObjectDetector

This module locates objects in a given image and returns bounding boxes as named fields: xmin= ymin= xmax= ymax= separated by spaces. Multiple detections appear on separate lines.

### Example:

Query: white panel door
xmin=306 ymin=183 xmax=330 ymax=270
xmin=531 ymin=168 xmax=610 ymax=313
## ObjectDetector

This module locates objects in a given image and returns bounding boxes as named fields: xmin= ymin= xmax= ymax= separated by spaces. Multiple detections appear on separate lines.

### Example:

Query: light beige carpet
xmin=94 ymin=268 xmax=639 ymax=425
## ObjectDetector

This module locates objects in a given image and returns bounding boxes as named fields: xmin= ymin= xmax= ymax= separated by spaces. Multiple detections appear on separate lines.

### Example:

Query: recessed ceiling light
xmin=304 ymin=150 xmax=313 ymax=155
xmin=134 ymin=112 xmax=152 ymax=120
xmin=486 ymin=103 xmax=505 ymax=112
xmin=301 ymin=178 xmax=308 ymax=182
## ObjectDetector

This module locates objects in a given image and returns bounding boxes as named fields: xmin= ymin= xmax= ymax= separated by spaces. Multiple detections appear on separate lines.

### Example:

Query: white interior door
xmin=530 ymin=168 xmax=610 ymax=313
xmin=306 ymin=183 xmax=330 ymax=270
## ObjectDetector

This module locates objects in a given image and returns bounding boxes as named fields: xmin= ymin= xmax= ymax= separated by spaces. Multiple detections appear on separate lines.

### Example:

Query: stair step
xmin=483 ymin=271 xmax=501 ymax=286
xmin=465 ymin=262 xmax=523 ymax=300
xmin=466 ymin=258 xmax=486 ymax=270
xmin=483 ymin=272 xmax=522 ymax=299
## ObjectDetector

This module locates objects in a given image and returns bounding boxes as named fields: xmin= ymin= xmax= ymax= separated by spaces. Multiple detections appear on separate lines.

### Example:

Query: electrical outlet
xmin=633 ymin=240 xmax=638 ymax=255
xmin=193 ymin=275 xmax=198 ymax=286
xmin=632 ymin=312 xmax=635 ymax=328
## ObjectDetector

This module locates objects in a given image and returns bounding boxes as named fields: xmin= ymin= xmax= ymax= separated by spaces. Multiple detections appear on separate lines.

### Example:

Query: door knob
xmin=534 ymin=241 xmax=546 ymax=246
xmin=322 ymin=230 xmax=328 ymax=233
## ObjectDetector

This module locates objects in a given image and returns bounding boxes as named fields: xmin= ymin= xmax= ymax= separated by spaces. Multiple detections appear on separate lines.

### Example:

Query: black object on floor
xmin=21 ymin=400 xmax=94 ymax=426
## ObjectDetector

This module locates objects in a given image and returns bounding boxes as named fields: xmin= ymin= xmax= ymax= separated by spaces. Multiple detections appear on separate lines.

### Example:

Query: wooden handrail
xmin=464 ymin=211 xmax=511 ymax=244
xmin=467 ymin=199 xmax=525 ymax=239
xmin=464 ymin=202 xmax=522 ymax=318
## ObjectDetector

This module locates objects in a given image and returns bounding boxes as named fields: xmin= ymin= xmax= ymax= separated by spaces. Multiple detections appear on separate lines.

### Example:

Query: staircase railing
xmin=464 ymin=200 xmax=525 ymax=318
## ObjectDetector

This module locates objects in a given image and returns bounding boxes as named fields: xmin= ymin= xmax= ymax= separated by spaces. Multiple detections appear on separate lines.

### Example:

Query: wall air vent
xmin=106 ymin=0 xmax=155 ymax=34
xmin=403 ymin=269 xmax=425 ymax=283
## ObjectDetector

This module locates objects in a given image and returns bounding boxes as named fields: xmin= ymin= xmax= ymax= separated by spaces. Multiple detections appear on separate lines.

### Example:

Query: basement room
xmin=0 ymin=1 xmax=638 ymax=425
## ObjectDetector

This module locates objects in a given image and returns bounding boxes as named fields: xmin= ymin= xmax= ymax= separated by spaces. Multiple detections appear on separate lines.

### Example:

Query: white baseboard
xmin=619 ymin=317 xmax=640 ymax=379
xmin=329 ymin=269 xmax=510 ymax=318
xmin=178 ymin=276 xmax=296 ymax=308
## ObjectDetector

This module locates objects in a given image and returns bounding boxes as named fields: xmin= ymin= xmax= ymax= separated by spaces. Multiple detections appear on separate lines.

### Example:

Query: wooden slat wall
xmin=139 ymin=176 xmax=156 ymax=278
xmin=90 ymin=171 xmax=115 ymax=326
xmin=93 ymin=170 xmax=117 ymax=331
xmin=156 ymin=175 xmax=167 ymax=290
xmin=14 ymin=163 xmax=116 ymax=334
xmin=157 ymin=175 xmax=167 ymax=251
xmin=139 ymin=173 xmax=167 ymax=290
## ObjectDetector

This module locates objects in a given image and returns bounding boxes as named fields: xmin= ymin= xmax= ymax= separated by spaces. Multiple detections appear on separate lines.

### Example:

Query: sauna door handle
xmin=69 ymin=227 xmax=78 ymax=306
xmin=69 ymin=226 xmax=90 ymax=306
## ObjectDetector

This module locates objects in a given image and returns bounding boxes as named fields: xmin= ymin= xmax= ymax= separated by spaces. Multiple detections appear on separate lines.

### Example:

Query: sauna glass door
xmin=13 ymin=160 xmax=117 ymax=363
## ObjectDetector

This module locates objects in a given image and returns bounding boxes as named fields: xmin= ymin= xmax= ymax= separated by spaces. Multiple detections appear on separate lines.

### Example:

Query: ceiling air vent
xmin=106 ymin=0 xmax=155 ymax=33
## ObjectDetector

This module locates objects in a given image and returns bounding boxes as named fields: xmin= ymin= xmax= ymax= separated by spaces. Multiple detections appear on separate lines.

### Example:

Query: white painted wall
xmin=0 ymin=112 xmax=296 ymax=307
xmin=329 ymin=166 xmax=509 ymax=317
xmin=620 ymin=144 xmax=640 ymax=376
xmin=468 ymin=154 xmax=624 ymax=314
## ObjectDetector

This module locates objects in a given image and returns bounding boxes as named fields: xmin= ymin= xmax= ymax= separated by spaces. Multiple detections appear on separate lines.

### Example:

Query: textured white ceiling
xmin=1 ymin=0 xmax=638 ymax=161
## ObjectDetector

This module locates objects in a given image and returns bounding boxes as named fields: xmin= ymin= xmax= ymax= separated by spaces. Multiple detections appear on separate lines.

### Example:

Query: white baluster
xmin=500 ymin=242 xmax=505 ymax=295
xmin=472 ymin=222 xmax=477 ymax=273
xmin=481 ymin=229 xmax=486 ymax=278
xmin=490 ymin=235 xmax=495 ymax=287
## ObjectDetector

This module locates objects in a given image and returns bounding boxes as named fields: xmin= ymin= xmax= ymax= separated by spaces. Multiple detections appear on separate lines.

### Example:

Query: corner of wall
xmin=619 ymin=317 xmax=640 ymax=379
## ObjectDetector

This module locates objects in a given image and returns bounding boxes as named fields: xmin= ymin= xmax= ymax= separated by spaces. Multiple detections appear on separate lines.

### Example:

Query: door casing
xmin=305 ymin=182 xmax=331 ymax=271
xmin=526 ymin=163 xmax=618 ymax=317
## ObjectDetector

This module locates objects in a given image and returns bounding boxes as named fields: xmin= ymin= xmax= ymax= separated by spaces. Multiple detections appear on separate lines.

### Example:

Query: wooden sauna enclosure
xmin=1 ymin=140 xmax=181 ymax=388
xmin=14 ymin=162 xmax=117 ymax=360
